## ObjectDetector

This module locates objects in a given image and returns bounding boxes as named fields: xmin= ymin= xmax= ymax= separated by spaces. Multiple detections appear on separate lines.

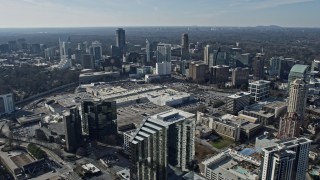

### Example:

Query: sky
xmin=0 ymin=0 xmax=319 ymax=28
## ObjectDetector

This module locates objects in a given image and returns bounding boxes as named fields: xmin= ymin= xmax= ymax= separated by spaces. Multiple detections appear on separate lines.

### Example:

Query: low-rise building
xmin=79 ymin=71 xmax=120 ymax=84
xmin=249 ymin=80 xmax=270 ymax=102
xmin=226 ymin=92 xmax=250 ymax=115
xmin=200 ymin=149 xmax=260 ymax=180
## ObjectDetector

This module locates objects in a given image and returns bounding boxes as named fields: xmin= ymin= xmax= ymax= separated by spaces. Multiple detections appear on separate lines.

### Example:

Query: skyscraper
xmin=278 ymin=78 xmax=307 ymax=139
xmin=130 ymin=109 xmax=196 ymax=180
xmin=45 ymin=48 xmax=55 ymax=61
xmin=181 ymin=33 xmax=189 ymax=60
xmin=288 ymin=64 xmax=310 ymax=91
xmin=204 ymin=45 xmax=213 ymax=66
xmin=116 ymin=28 xmax=126 ymax=56
xmin=63 ymin=106 xmax=82 ymax=153
xmin=252 ymin=54 xmax=265 ymax=80
xmin=81 ymin=54 xmax=94 ymax=69
xmin=156 ymin=43 xmax=171 ymax=63
xmin=260 ymin=137 xmax=311 ymax=180
xmin=81 ymin=100 xmax=117 ymax=140
xmin=59 ymin=37 xmax=72 ymax=59
xmin=231 ymin=67 xmax=249 ymax=87
xmin=146 ymin=39 xmax=151 ymax=63
xmin=89 ymin=41 xmax=102 ymax=68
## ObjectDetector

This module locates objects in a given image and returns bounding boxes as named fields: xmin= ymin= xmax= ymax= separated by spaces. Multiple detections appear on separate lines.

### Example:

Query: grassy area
xmin=210 ymin=137 xmax=234 ymax=149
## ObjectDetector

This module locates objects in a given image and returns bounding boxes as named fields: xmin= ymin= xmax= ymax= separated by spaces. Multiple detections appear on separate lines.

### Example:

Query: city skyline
xmin=0 ymin=0 xmax=319 ymax=28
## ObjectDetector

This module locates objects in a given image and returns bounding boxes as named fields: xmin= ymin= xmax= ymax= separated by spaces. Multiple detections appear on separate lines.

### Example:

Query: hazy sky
xmin=0 ymin=0 xmax=319 ymax=28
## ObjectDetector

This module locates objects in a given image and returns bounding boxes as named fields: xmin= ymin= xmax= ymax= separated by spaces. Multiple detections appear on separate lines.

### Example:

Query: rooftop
xmin=290 ymin=64 xmax=310 ymax=74
xmin=117 ymin=102 xmax=172 ymax=131
xmin=202 ymin=149 xmax=260 ymax=180
xmin=228 ymin=92 xmax=251 ymax=99
xmin=249 ymin=80 xmax=271 ymax=85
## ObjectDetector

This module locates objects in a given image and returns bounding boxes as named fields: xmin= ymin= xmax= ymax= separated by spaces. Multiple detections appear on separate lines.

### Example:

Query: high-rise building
xmin=156 ymin=43 xmax=171 ymax=63
xmin=130 ymin=109 xmax=196 ymax=180
xmin=181 ymin=33 xmax=189 ymax=49
xmin=226 ymin=92 xmax=251 ymax=115
xmin=252 ymin=54 xmax=265 ymax=80
xmin=181 ymin=33 xmax=189 ymax=60
xmin=278 ymin=79 xmax=307 ymax=139
xmin=116 ymin=28 xmax=126 ymax=56
xmin=288 ymin=64 xmax=310 ymax=90
xmin=74 ymin=49 xmax=83 ymax=64
xmin=63 ymin=106 xmax=82 ymax=153
xmin=45 ymin=48 xmax=55 ymax=61
xmin=81 ymin=54 xmax=94 ymax=69
xmin=311 ymin=59 xmax=320 ymax=71
xmin=210 ymin=65 xmax=229 ymax=84
xmin=180 ymin=60 xmax=187 ymax=75
xmin=189 ymin=61 xmax=209 ymax=83
xmin=204 ymin=45 xmax=213 ymax=66
xmin=81 ymin=100 xmax=117 ymax=140
xmin=156 ymin=62 xmax=171 ymax=75
xmin=59 ymin=37 xmax=72 ymax=59
xmin=260 ymin=137 xmax=311 ymax=180
xmin=30 ymin=44 xmax=41 ymax=54
xmin=7 ymin=41 xmax=17 ymax=52
xmin=17 ymin=38 xmax=27 ymax=50
xmin=0 ymin=93 xmax=14 ymax=116
xmin=232 ymin=67 xmax=249 ymax=87
xmin=89 ymin=41 xmax=102 ymax=68
xmin=146 ymin=39 xmax=151 ymax=63
xmin=249 ymin=80 xmax=270 ymax=102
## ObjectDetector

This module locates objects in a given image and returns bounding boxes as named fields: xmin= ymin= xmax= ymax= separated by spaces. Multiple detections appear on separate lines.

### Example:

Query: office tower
xmin=228 ymin=47 xmax=242 ymax=68
xmin=63 ymin=106 xmax=82 ymax=153
xmin=17 ymin=38 xmax=27 ymax=50
xmin=189 ymin=61 xmax=209 ymax=83
xmin=81 ymin=100 xmax=117 ymax=140
xmin=59 ymin=36 xmax=72 ymax=59
xmin=269 ymin=56 xmax=282 ymax=77
xmin=249 ymin=80 xmax=271 ymax=102
xmin=116 ymin=28 xmax=126 ymax=56
xmin=210 ymin=65 xmax=229 ymax=84
xmin=146 ymin=39 xmax=151 ymax=63
xmin=252 ymin=54 xmax=265 ymax=80
xmin=111 ymin=45 xmax=121 ymax=58
xmin=226 ymin=92 xmax=251 ymax=115
xmin=278 ymin=79 xmax=307 ymax=139
xmin=7 ymin=41 xmax=17 ymax=52
xmin=0 ymin=93 xmax=14 ymax=116
xmin=89 ymin=41 xmax=102 ymax=68
xmin=45 ymin=48 xmax=55 ymax=61
xmin=260 ymin=137 xmax=311 ymax=180
xmin=30 ymin=44 xmax=41 ymax=54
xmin=130 ymin=109 xmax=196 ymax=180
xmin=0 ymin=44 xmax=9 ymax=53
xmin=156 ymin=43 xmax=171 ymax=63
xmin=74 ymin=49 xmax=83 ymax=64
xmin=204 ymin=45 xmax=213 ymax=66
xmin=81 ymin=54 xmax=94 ymax=69
xmin=180 ymin=60 xmax=187 ymax=75
xmin=181 ymin=33 xmax=189 ymax=60
xmin=232 ymin=67 xmax=249 ymax=87
xmin=156 ymin=62 xmax=171 ymax=75
xmin=311 ymin=59 xmax=320 ymax=71
xmin=288 ymin=64 xmax=310 ymax=90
